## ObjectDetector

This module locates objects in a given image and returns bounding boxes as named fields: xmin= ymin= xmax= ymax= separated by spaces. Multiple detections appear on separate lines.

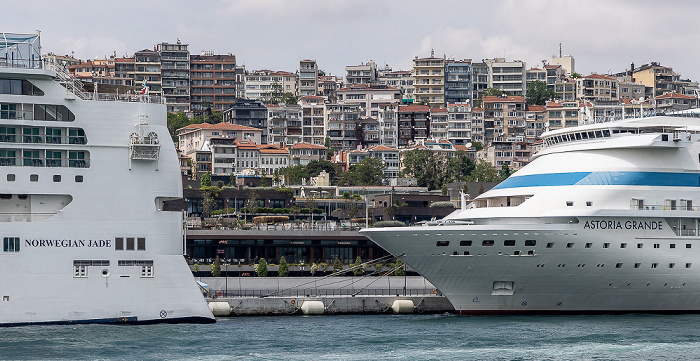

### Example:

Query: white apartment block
xmin=429 ymin=107 xmax=448 ymax=140
xmin=336 ymin=84 xmax=401 ymax=117
xmin=245 ymin=70 xmax=298 ymax=100
xmin=267 ymin=104 xmax=303 ymax=145
xmin=447 ymin=103 xmax=472 ymax=145
xmin=485 ymin=58 xmax=527 ymax=96
xmin=299 ymin=96 xmax=327 ymax=146
xmin=345 ymin=61 xmax=377 ymax=85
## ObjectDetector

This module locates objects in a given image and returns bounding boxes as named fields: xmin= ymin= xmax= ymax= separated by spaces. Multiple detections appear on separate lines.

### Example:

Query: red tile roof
xmin=367 ymin=145 xmax=399 ymax=152
xmin=526 ymin=105 xmax=546 ymax=111
xmin=483 ymin=96 xmax=525 ymax=103
xmin=584 ymin=74 xmax=616 ymax=80
xmin=289 ymin=142 xmax=327 ymax=150
xmin=430 ymin=107 xmax=448 ymax=113
xmin=656 ymin=92 xmax=696 ymax=99
xmin=177 ymin=122 xmax=261 ymax=132
xmin=399 ymin=105 xmax=430 ymax=112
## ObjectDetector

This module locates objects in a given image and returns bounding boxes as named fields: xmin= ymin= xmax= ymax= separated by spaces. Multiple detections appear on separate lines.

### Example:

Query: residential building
xmin=632 ymin=62 xmax=683 ymax=98
xmin=618 ymin=81 xmax=646 ymax=100
xmin=377 ymin=103 xmax=398 ymax=148
xmin=551 ymin=54 xmax=575 ymax=76
xmin=481 ymin=95 xmax=525 ymax=144
xmin=357 ymin=117 xmax=381 ymax=148
xmin=398 ymin=105 xmax=430 ymax=147
xmin=429 ymin=107 xmax=448 ymax=140
xmin=298 ymin=59 xmax=318 ymax=97
xmin=133 ymin=48 xmax=161 ymax=95
xmin=526 ymin=67 xmax=546 ymax=86
xmin=177 ymin=122 xmax=264 ymax=156
xmin=369 ymin=145 xmax=400 ymax=179
xmin=471 ymin=62 xmax=489 ymax=100
xmin=378 ymin=69 xmax=415 ymax=102
xmin=525 ymin=105 xmax=546 ymax=142
xmin=43 ymin=52 xmax=81 ymax=67
xmin=318 ymin=74 xmax=342 ymax=103
xmin=335 ymin=83 xmax=401 ymax=117
xmin=245 ymin=69 xmax=297 ymax=101
xmin=470 ymin=107 xmax=485 ymax=143
xmin=484 ymin=58 xmax=527 ymax=96
xmin=447 ymin=103 xmax=472 ymax=145
xmin=345 ymin=61 xmax=377 ymax=85
xmin=554 ymin=78 xmax=577 ymax=101
xmin=114 ymin=57 xmax=135 ymax=87
xmin=190 ymin=52 xmax=237 ymax=113
xmin=209 ymin=137 xmax=237 ymax=176
xmin=222 ymin=99 xmax=268 ymax=143
xmin=576 ymin=74 xmax=619 ymax=102
xmin=266 ymin=103 xmax=302 ymax=145
xmin=157 ymin=41 xmax=190 ymax=112
xmin=413 ymin=51 xmax=445 ymax=108
xmin=545 ymin=101 xmax=583 ymax=131
xmin=289 ymin=142 xmax=327 ymax=165
xmin=326 ymin=103 xmax=362 ymax=151
xmin=444 ymin=60 xmax=473 ymax=105
xmin=259 ymin=144 xmax=289 ymax=176
xmin=654 ymin=92 xmax=698 ymax=112
xmin=234 ymin=140 xmax=260 ymax=173
xmin=299 ymin=95 xmax=327 ymax=146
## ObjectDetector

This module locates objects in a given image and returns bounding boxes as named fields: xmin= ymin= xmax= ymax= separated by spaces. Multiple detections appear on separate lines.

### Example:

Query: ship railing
xmin=206 ymin=288 xmax=441 ymax=298
xmin=631 ymin=204 xmax=698 ymax=211
xmin=0 ymin=212 xmax=55 ymax=222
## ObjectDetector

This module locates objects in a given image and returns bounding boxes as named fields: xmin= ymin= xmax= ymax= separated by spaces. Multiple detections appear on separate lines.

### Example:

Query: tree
xmin=201 ymin=186 xmax=220 ymax=218
xmin=333 ymin=256 xmax=343 ymax=274
xmin=467 ymin=160 xmax=499 ymax=182
xmin=526 ymin=80 xmax=557 ymax=105
xmin=245 ymin=189 xmax=259 ymax=215
xmin=399 ymin=149 xmax=443 ymax=190
xmin=305 ymin=159 xmax=339 ymax=184
xmin=277 ymin=165 xmax=307 ymax=185
xmin=211 ymin=255 xmax=221 ymax=277
xmin=324 ymin=136 xmax=334 ymax=160
xmin=445 ymin=150 xmax=475 ymax=183
xmin=278 ymin=256 xmax=289 ymax=277
xmin=499 ymin=163 xmax=512 ymax=181
xmin=475 ymin=87 xmax=505 ymax=107
xmin=265 ymin=82 xmax=299 ymax=105
xmin=351 ymin=256 xmax=365 ymax=276
xmin=570 ymin=72 xmax=582 ymax=79
xmin=256 ymin=258 xmax=268 ymax=277
xmin=200 ymin=172 xmax=211 ymax=187
xmin=340 ymin=157 xmax=386 ymax=186
xmin=471 ymin=141 xmax=483 ymax=151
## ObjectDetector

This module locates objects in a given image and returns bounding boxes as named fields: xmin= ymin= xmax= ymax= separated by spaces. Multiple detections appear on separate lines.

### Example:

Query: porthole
xmin=101 ymin=269 xmax=110 ymax=278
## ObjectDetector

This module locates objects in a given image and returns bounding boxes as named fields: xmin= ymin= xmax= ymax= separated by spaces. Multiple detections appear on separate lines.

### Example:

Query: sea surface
xmin=2 ymin=313 xmax=699 ymax=360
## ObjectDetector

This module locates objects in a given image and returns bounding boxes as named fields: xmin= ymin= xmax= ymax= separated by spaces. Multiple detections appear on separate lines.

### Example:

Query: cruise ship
xmin=363 ymin=110 xmax=700 ymax=314
xmin=0 ymin=33 xmax=214 ymax=325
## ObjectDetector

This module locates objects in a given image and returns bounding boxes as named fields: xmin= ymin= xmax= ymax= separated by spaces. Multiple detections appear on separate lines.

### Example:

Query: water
xmin=2 ymin=314 xmax=699 ymax=360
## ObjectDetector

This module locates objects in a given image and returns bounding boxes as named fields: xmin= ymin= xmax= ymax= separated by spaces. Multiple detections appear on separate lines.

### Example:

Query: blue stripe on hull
xmin=493 ymin=171 xmax=700 ymax=190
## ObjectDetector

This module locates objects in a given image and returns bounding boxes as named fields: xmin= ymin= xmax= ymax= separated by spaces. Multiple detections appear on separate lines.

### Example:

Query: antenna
xmin=559 ymin=43 xmax=562 ymax=58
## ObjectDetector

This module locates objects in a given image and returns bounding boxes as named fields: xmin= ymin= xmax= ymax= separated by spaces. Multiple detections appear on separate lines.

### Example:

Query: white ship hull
xmin=0 ymin=34 xmax=213 ymax=325
xmin=363 ymin=112 xmax=700 ymax=314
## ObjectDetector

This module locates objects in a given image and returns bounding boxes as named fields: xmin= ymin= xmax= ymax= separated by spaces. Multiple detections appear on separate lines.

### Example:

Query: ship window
xmin=637 ymin=243 xmax=643 ymax=248
xmin=115 ymin=237 xmax=124 ymax=250
xmin=585 ymin=243 xmax=592 ymax=248
xmin=436 ymin=241 xmax=450 ymax=247
xmin=524 ymin=240 xmax=536 ymax=246
xmin=118 ymin=260 xmax=153 ymax=266
xmin=140 ymin=266 xmax=154 ymax=277
xmin=482 ymin=240 xmax=494 ymax=246
xmin=616 ymin=263 xmax=623 ymax=268
xmin=3 ymin=237 xmax=19 ymax=252
xmin=0 ymin=194 xmax=10 ymax=199
xmin=586 ymin=201 xmax=592 ymax=206
xmin=137 ymin=238 xmax=146 ymax=251
xmin=75 ymin=175 xmax=83 ymax=182
xmin=53 ymin=175 xmax=61 ymax=182
xmin=463 ymin=251 xmax=470 ymax=256
xmin=669 ymin=263 xmax=675 ymax=268
xmin=6 ymin=174 xmax=14 ymax=181
xmin=634 ymin=263 xmax=641 ymax=268
xmin=126 ymin=237 xmax=135 ymax=250
xmin=452 ymin=251 xmax=458 ymax=255
xmin=546 ymin=243 xmax=554 ymax=248
xmin=651 ymin=263 xmax=658 ymax=268
xmin=504 ymin=240 xmax=515 ymax=246
xmin=566 ymin=243 xmax=574 ymax=248
xmin=513 ymin=250 xmax=520 ymax=255
xmin=528 ymin=250 xmax=534 ymax=255
xmin=73 ymin=265 xmax=88 ymax=278
xmin=620 ymin=243 xmax=627 ymax=248
xmin=687 ymin=244 xmax=692 ymax=249
xmin=603 ymin=243 xmax=610 ymax=248
xmin=670 ymin=244 xmax=676 ymax=249
xmin=654 ymin=244 xmax=660 ymax=249
xmin=566 ymin=201 xmax=573 ymax=206
xmin=460 ymin=240 xmax=472 ymax=246
xmin=687 ymin=263 xmax=692 ymax=268
xmin=602 ymin=129 xmax=610 ymax=137
xmin=30 ymin=174 xmax=38 ymax=182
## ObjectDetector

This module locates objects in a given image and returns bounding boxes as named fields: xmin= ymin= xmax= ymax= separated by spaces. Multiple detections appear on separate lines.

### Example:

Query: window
xmin=463 ymin=251 xmax=470 ymax=256
xmin=137 ymin=238 xmax=146 ymax=251
xmin=482 ymin=240 xmax=494 ymax=246
xmin=460 ymin=240 xmax=472 ymax=246
xmin=586 ymin=201 xmax=592 ymax=206
xmin=670 ymin=244 xmax=676 ymax=249
xmin=654 ymin=244 xmax=660 ymax=249
xmin=3 ymin=237 xmax=19 ymax=252
xmin=6 ymin=174 xmax=14 ymax=181
xmin=546 ymin=243 xmax=554 ymax=248
xmin=140 ymin=266 xmax=154 ymax=278
xmin=126 ymin=237 xmax=135 ymax=250
xmin=74 ymin=265 xmax=87 ymax=278
xmin=616 ymin=263 xmax=623 ymax=268
xmin=585 ymin=243 xmax=592 ymax=248
xmin=686 ymin=263 xmax=692 ymax=269
xmin=669 ymin=263 xmax=675 ymax=269
xmin=637 ymin=243 xmax=643 ymax=249
xmin=53 ymin=175 xmax=61 ymax=182
xmin=566 ymin=243 xmax=574 ymax=248
xmin=634 ymin=263 xmax=641 ymax=268
xmin=651 ymin=263 xmax=658 ymax=268
xmin=525 ymin=240 xmax=536 ymax=246
xmin=436 ymin=241 xmax=449 ymax=247
xmin=504 ymin=240 xmax=515 ymax=246
xmin=566 ymin=201 xmax=573 ymax=206
xmin=603 ymin=243 xmax=610 ymax=248
xmin=687 ymin=244 xmax=692 ymax=249
xmin=115 ymin=237 xmax=124 ymax=250
xmin=620 ymin=243 xmax=627 ymax=248
xmin=75 ymin=175 xmax=83 ymax=182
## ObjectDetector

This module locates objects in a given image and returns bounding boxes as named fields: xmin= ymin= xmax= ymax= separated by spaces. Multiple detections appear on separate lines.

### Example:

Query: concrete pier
xmin=197 ymin=276 xmax=455 ymax=316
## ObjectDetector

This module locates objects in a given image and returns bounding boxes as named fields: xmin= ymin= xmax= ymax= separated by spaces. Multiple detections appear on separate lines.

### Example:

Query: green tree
xmin=167 ymin=112 xmax=194 ymax=142
xmin=392 ymin=259 xmax=405 ymax=276
xmin=570 ymin=72 xmax=582 ymax=79
xmin=200 ymin=172 xmax=211 ymax=187
xmin=324 ymin=136 xmax=334 ymax=160
xmin=277 ymin=165 xmax=308 ymax=185
xmin=340 ymin=157 xmax=386 ymax=186
xmin=471 ymin=141 xmax=483 ymax=151
xmin=445 ymin=150 xmax=475 ymax=183
xmin=499 ymin=163 xmax=512 ymax=181
xmin=351 ymin=256 xmax=365 ymax=276
xmin=278 ymin=256 xmax=289 ymax=277
xmin=399 ymin=149 xmax=443 ymax=190
xmin=475 ymin=87 xmax=505 ymax=107
xmin=211 ymin=255 xmax=221 ymax=277
xmin=467 ymin=160 xmax=500 ymax=182
xmin=305 ymin=159 xmax=340 ymax=184
xmin=333 ymin=256 xmax=343 ymax=273
xmin=256 ymin=258 xmax=268 ymax=277
xmin=526 ymin=80 xmax=557 ymax=105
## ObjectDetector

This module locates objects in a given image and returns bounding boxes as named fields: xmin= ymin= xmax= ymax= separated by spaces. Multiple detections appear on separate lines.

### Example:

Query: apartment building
xmin=444 ymin=60 xmax=473 ymax=105
xmin=299 ymin=95 xmax=326 ymax=146
xmin=377 ymin=103 xmax=398 ymax=148
xmin=335 ymin=83 xmax=401 ymax=117
xmin=222 ymin=99 xmax=268 ymax=143
xmin=485 ymin=58 xmax=527 ymax=96
xmin=481 ymin=95 xmax=526 ymax=144
xmin=470 ymin=107 xmax=485 ymax=143
xmin=654 ymin=92 xmax=698 ymax=112
xmin=447 ymin=103 xmax=471 ymax=145
xmin=429 ymin=107 xmax=448 ymax=140
xmin=245 ymin=70 xmax=297 ymax=100
xmin=545 ymin=101 xmax=582 ymax=130
xmin=289 ymin=142 xmax=327 ymax=165
xmin=413 ymin=52 xmax=445 ymax=108
xmin=326 ymin=103 xmax=362 ymax=151
xmin=398 ymin=105 xmax=430 ymax=147
xmin=157 ymin=41 xmax=190 ymax=112
xmin=345 ymin=61 xmax=377 ymax=85
xmin=551 ymin=55 xmax=575 ymax=76
xmin=357 ymin=116 xmax=381 ymax=148
xmin=525 ymin=105 xmax=546 ymax=142
xmin=133 ymin=48 xmax=161 ymax=95
xmin=259 ymin=144 xmax=289 ymax=176
xmin=378 ymin=69 xmax=415 ymax=102
xmin=266 ymin=103 xmax=303 ymax=145
xmin=632 ymin=62 xmax=682 ymax=98
xmin=618 ymin=81 xmax=646 ymax=100
xmin=190 ymin=52 xmax=237 ymax=113
xmin=177 ymin=122 xmax=263 ymax=156
xmin=318 ymin=75 xmax=342 ymax=103
xmin=472 ymin=62 xmax=489 ymax=100
xmin=114 ymin=57 xmax=135 ymax=87
xmin=576 ymin=74 xmax=619 ymax=102
xmin=298 ymin=59 xmax=319 ymax=97
xmin=554 ymin=78 xmax=577 ymax=101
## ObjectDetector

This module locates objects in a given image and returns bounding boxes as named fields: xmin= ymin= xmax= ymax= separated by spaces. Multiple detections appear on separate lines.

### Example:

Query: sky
xmin=5 ymin=0 xmax=700 ymax=82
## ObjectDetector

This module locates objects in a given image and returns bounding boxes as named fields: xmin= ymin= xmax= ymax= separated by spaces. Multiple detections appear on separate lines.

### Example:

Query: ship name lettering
xmin=583 ymin=220 xmax=663 ymax=231
xmin=23 ymin=239 xmax=112 ymax=248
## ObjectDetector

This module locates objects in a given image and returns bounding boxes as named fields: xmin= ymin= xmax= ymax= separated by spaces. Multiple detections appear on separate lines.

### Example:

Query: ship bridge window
xmin=504 ymin=240 xmax=515 ymax=246
xmin=482 ymin=240 xmax=494 ymax=246
xmin=33 ymin=104 xmax=75 ymax=122
xmin=566 ymin=201 xmax=573 ymax=206
xmin=460 ymin=240 xmax=472 ymax=246
xmin=524 ymin=240 xmax=536 ymax=246
xmin=2 ymin=237 xmax=19 ymax=252
xmin=436 ymin=241 xmax=450 ymax=247
xmin=0 ymin=79 xmax=44 ymax=96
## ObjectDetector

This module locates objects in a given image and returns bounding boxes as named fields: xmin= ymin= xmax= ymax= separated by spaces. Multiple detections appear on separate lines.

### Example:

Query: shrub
xmin=430 ymin=201 xmax=455 ymax=208
xmin=256 ymin=258 xmax=268 ymax=277
xmin=372 ymin=220 xmax=406 ymax=227
xmin=278 ymin=256 xmax=289 ymax=277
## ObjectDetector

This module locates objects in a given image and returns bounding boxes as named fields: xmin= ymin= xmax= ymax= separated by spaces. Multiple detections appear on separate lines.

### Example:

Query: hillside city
xmin=46 ymin=40 xmax=700 ymax=195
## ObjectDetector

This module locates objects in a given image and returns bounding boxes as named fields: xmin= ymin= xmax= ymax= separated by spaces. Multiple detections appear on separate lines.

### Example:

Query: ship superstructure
xmin=0 ymin=33 xmax=213 ymax=324
xmin=363 ymin=110 xmax=700 ymax=313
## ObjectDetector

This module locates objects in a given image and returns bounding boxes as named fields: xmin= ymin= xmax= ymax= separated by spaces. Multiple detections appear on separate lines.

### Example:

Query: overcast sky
xmin=6 ymin=0 xmax=700 ymax=82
